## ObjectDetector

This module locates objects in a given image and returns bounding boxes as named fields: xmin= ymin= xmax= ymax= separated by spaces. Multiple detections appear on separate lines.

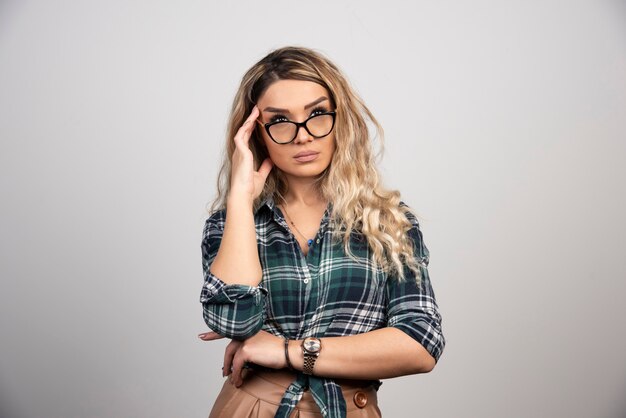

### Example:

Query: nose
xmin=293 ymin=124 xmax=313 ymax=144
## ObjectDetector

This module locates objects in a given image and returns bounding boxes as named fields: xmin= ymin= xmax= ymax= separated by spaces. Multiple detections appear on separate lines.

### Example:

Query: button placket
xmin=305 ymin=233 xmax=323 ymax=284
xmin=297 ymin=237 xmax=313 ymax=285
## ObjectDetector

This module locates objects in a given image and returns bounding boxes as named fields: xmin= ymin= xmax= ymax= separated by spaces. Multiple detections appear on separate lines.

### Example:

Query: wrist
xmin=226 ymin=193 xmax=254 ymax=209
xmin=287 ymin=339 xmax=303 ymax=371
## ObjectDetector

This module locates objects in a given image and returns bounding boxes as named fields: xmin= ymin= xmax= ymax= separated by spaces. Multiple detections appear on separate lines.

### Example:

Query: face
xmin=256 ymin=79 xmax=336 ymax=182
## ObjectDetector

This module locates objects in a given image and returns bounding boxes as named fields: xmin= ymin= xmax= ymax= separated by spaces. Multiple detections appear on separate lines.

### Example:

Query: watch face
xmin=303 ymin=337 xmax=321 ymax=353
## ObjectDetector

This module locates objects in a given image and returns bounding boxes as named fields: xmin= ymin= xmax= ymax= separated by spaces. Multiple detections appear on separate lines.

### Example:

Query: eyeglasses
xmin=257 ymin=111 xmax=336 ymax=144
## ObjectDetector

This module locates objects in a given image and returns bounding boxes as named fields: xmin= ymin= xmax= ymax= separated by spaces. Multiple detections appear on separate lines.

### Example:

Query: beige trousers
xmin=209 ymin=369 xmax=382 ymax=418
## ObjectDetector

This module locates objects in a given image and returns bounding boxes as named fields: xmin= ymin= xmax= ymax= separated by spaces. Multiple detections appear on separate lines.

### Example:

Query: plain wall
xmin=1 ymin=0 xmax=625 ymax=417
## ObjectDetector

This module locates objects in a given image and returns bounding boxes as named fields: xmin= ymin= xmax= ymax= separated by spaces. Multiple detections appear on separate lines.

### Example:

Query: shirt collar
xmin=257 ymin=195 xmax=334 ymax=227
xmin=256 ymin=195 xmax=277 ymax=214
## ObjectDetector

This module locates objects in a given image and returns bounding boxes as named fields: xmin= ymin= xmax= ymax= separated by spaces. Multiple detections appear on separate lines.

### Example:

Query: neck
xmin=282 ymin=175 xmax=325 ymax=207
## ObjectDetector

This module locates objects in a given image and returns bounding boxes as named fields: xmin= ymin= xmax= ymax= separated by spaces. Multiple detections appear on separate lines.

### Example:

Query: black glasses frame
xmin=259 ymin=111 xmax=337 ymax=145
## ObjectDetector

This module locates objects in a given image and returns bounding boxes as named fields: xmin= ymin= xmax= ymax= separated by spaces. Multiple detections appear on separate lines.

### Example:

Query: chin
xmin=281 ymin=163 xmax=330 ymax=178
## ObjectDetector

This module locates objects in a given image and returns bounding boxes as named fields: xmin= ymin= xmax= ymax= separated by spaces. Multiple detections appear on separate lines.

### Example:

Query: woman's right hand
xmin=229 ymin=106 xmax=274 ymax=203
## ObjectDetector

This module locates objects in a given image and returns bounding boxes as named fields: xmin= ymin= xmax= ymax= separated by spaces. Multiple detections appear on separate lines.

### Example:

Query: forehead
xmin=257 ymin=79 xmax=329 ymax=109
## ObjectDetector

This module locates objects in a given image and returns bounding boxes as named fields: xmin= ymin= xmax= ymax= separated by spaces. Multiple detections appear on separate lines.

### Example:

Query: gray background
xmin=1 ymin=0 xmax=625 ymax=417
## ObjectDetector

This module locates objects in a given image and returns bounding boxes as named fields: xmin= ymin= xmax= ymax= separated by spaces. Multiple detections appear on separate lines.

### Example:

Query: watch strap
xmin=302 ymin=352 xmax=318 ymax=375
xmin=301 ymin=337 xmax=321 ymax=375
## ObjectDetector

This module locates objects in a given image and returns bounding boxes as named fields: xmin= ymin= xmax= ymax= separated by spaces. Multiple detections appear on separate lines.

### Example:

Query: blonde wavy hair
xmin=209 ymin=46 xmax=424 ymax=283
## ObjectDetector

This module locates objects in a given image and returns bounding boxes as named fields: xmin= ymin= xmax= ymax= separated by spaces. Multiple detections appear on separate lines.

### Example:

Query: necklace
xmin=280 ymin=203 xmax=314 ymax=247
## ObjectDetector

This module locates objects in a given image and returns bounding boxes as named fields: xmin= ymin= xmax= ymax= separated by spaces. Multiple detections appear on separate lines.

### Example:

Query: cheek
xmin=256 ymin=131 xmax=278 ymax=158
xmin=327 ymin=135 xmax=337 ymax=157
xmin=262 ymin=139 xmax=287 ymax=163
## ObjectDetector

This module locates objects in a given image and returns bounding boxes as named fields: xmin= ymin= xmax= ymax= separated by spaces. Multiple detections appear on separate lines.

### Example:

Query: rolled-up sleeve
xmin=385 ymin=208 xmax=446 ymax=363
xmin=200 ymin=211 xmax=267 ymax=340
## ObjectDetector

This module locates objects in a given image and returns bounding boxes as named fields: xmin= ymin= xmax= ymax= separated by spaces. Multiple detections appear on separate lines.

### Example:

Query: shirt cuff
xmin=200 ymin=270 xmax=267 ymax=304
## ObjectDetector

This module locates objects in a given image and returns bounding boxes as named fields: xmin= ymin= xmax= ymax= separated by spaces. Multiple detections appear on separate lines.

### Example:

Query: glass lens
xmin=268 ymin=122 xmax=297 ymax=143
xmin=267 ymin=113 xmax=334 ymax=143
xmin=306 ymin=114 xmax=334 ymax=137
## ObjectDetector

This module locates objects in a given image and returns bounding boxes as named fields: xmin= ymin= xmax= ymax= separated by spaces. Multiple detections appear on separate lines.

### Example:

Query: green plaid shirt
xmin=200 ymin=196 xmax=445 ymax=417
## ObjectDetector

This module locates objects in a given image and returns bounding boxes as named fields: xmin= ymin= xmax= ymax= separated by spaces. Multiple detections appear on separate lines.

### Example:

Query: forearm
xmin=287 ymin=328 xmax=436 ymax=380
xmin=209 ymin=195 xmax=262 ymax=286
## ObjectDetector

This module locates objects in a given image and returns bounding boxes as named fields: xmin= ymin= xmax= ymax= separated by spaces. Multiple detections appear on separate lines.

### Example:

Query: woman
xmin=198 ymin=46 xmax=445 ymax=418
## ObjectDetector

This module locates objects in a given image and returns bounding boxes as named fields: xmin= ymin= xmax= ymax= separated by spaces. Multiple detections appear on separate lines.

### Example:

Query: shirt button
xmin=303 ymin=278 xmax=309 ymax=284
xmin=354 ymin=391 xmax=368 ymax=408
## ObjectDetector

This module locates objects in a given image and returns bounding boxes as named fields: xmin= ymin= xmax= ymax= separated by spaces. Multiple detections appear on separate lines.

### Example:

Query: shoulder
xmin=202 ymin=203 xmax=274 ymax=236
xmin=398 ymin=200 xmax=429 ymax=266
xmin=399 ymin=200 xmax=421 ymax=228
xmin=205 ymin=208 xmax=227 ymax=225
xmin=202 ymin=208 xmax=227 ymax=239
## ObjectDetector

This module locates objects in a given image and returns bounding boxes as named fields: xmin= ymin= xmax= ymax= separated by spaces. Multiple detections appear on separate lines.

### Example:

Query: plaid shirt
xmin=200 ymin=196 xmax=445 ymax=418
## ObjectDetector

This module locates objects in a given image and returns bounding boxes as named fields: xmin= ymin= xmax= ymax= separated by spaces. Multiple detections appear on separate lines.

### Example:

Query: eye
xmin=269 ymin=114 xmax=289 ymax=123
xmin=310 ymin=106 xmax=329 ymax=117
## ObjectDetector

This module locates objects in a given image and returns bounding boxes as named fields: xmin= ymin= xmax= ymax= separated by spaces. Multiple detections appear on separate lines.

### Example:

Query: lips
xmin=293 ymin=151 xmax=320 ymax=162
xmin=293 ymin=151 xmax=319 ymax=158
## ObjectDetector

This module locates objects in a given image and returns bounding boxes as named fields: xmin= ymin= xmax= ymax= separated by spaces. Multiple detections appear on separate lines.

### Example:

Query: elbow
xmin=416 ymin=352 xmax=436 ymax=373
xmin=403 ymin=343 xmax=437 ymax=375
xmin=390 ymin=323 xmax=443 ymax=375
xmin=223 ymin=321 xmax=264 ymax=340
xmin=200 ymin=284 xmax=267 ymax=339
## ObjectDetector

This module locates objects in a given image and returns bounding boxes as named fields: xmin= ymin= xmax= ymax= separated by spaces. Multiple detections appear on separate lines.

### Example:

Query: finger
xmin=257 ymin=157 xmax=274 ymax=181
xmin=197 ymin=331 xmax=224 ymax=341
xmin=231 ymin=352 xmax=247 ymax=387
xmin=223 ymin=340 xmax=239 ymax=377
xmin=234 ymin=106 xmax=260 ymax=146
xmin=249 ymin=105 xmax=259 ymax=120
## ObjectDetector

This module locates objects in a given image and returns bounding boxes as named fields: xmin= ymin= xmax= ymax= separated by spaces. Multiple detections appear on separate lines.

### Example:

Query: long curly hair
xmin=208 ymin=46 xmax=424 ymax=283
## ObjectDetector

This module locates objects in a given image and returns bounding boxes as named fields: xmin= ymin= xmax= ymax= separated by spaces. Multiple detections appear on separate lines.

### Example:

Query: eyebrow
xmin=262 ymin=96 xmax=329 ymax=113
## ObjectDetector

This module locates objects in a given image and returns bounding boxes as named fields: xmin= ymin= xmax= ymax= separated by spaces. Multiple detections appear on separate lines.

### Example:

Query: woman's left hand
xmin=198 ymin=330 xmax=286 ymax=387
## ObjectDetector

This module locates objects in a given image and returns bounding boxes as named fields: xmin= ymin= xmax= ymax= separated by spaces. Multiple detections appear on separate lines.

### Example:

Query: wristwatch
xmin=301 ymin=337 xmax=322 ymax=375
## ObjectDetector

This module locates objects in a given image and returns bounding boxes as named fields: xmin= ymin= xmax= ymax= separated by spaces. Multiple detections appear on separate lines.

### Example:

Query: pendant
xmin=307 ymin=239 xmax=313 ymax=246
